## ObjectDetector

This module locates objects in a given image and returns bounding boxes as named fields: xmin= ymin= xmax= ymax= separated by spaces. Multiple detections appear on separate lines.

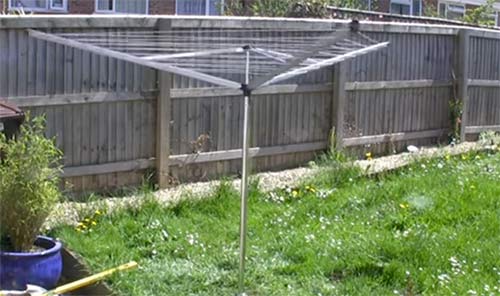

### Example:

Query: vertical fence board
xmin=0 ymin=19 xmax=499 ymax=191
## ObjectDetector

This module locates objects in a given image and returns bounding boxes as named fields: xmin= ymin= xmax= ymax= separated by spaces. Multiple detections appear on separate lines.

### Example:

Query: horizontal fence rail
xmin=0 ymin=16 xmax=499 ymax=192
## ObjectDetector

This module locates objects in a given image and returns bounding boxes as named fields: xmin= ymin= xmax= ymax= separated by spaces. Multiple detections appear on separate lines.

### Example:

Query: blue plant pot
xmin=0 ymin=236 xmax=62 ymax=291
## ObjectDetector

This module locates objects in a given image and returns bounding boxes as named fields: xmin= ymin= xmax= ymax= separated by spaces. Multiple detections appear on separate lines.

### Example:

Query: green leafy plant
xmin=321 ymin=128 xmax=352 ymax=163
xmin=462 ymin=0 xmax=497 ymax=26
xmin=223 ymin=0 xmax=249 ymax=16
xmin=479 ymin=131 xmax=500 ymax=146
xmin=250 ymin=0 xmax=290 ymax=17
xmin=225 ymin=0 xmax=331 ymax=18
xmin=288 ymin=0 xmax=330 ymax=18
xmin=0 ymin=114 xmax=63 ymax=252
xmin=423 ymin=2 xmax=439 ymax=17
xmin=330 ymin=0 xmax=370 ymax=10
xmin=448 ymin=99 xmax=463 ymax=144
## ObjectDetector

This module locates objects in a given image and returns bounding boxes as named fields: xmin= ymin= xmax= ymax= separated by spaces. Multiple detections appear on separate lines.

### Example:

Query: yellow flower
xmin=399 ymin=203 xmax=409 ymax=209
xmin=445 ymin=154 xmax=451 ymax=161
xmin=461 ymin=154 xmax=468 ymax=160
xmin=305 ymin=185 xmax=316 ymax=193
xmin=84 ymin=218 xmax=90 ymax=222
xmin=95 ymin=210 xmax=102 ymax=215
xmin=292 ymin=190 xmax=298 ymax=197
xmin=366 ymin=152 xmax=373 ymax=160
xmin=77 ymin=222 xmax=84 ymax=226
xmin=91 ymin=221 xmax=97 ymax=226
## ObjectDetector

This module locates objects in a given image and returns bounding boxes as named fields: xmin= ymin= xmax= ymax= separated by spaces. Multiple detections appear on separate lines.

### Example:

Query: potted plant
xmin=0 ymin=114 xmax=63 ymax=291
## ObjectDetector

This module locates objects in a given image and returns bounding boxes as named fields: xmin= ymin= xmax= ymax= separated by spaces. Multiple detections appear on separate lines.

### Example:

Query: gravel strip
xmin=45 ymin=141 xmax=491 ymax=229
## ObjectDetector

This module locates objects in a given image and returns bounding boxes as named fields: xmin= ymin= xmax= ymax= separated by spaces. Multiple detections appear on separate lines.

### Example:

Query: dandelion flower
xmin=365 ymin=152 xmax=373 ymax=160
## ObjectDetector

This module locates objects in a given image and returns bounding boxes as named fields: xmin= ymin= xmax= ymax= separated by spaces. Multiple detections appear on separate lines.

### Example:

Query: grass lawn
xmin=52 ymin=150 xmax=500 ymax=295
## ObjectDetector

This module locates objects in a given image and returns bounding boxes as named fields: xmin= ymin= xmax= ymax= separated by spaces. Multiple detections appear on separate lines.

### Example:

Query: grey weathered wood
xmin=457 ymin=29 xmax=471 ymax=142
xmin=157 ymin=71 xmax=172 ymax=188
xmin=468 ymin=29 xmax=500 ymax=40
xmin=5 ymin=91 xmax=157 ymax=107
xmin=0 ymin=17 xmax=499 ymax=191
xmin=464 ymin=125 xmax=500 ymax=134
xmin=468 ymin=79 xmax=500 ymax=88
xmin=28 ymin=29 xmax=241 ymax=89
xmin=169 ymin=141 xmax=327 ymax=166
xmin=0 ymin=16 xmax=159 ymax=29
xmin=342 ymin=129 xmax=448 ymax=147
xmin=63 ymin=158 xmax=155 ymax=178
xmin=170 ymin=83 xmax=332 ymax=99
xmin=345 ymin=80 xmax=452 ymax=91
xmin=332 ymin=62 xmax=347 ymax=149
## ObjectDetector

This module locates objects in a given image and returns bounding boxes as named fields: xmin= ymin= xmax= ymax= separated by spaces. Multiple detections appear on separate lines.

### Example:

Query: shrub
xmin=251 ymin=0 xmax=290 ymax=17
xmin=0 ymin=115 xmax=63 ymax=252
xmin=462 ymin=0 xmax=497 ymax=26
xmin=224 ymin=0 xmax=330 ymax=18
xmin=288 ymin=0 xmax=330 ymax=18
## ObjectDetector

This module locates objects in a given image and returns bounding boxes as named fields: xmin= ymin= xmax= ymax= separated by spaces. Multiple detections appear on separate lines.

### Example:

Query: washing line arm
xmin=27 ymin=29 xmax=242 ymax=89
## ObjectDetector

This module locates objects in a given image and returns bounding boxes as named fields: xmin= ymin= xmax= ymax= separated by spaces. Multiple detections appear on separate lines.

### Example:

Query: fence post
xmin=156 ymin=20 xmax=172 ymax=189
xmin=457 ymin=29 xmax=470 ymax=142
xmin=332 ymin=62 xmax=347 ymax=150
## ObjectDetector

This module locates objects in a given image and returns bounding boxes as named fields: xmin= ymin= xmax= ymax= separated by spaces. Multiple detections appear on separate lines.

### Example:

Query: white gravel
xmin=45 ymin=141 xmax=491 ymax=229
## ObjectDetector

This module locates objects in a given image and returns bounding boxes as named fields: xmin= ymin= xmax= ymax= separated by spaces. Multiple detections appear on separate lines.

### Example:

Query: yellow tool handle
xmin=41 ymin=261 xmax=138 ymax=296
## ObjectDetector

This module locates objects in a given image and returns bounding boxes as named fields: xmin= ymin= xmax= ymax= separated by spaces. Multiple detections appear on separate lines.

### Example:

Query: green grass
xmin=51 ymin=150 xmax=500 ymax=295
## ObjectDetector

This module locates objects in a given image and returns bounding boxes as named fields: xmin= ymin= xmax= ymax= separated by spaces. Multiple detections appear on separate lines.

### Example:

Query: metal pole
xmin=238 ymin=48 xmax=251 ymax=295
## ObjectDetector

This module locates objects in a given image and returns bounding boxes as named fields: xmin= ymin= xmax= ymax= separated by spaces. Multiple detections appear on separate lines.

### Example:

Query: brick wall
xmin=68 ymin=0 xmax=95 ymax=14
xmin=66 ymin=0 xmax=175 ymax=15
xmin=149 ymin=0 xmax=175 ymax=14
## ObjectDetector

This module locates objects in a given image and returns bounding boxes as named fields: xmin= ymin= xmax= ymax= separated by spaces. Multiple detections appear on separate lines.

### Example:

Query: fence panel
xmin=342 ymin=29 xmax=456 ymax=154
xmin=465 ymin=34 xmax=500 ymax=137
xmin=1 ymin=17 xmax=499 ymax=192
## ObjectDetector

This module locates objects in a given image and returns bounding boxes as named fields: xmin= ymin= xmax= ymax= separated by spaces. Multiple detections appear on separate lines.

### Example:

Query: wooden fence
xmin=0 ymin=16 xmax=499 ymax=192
